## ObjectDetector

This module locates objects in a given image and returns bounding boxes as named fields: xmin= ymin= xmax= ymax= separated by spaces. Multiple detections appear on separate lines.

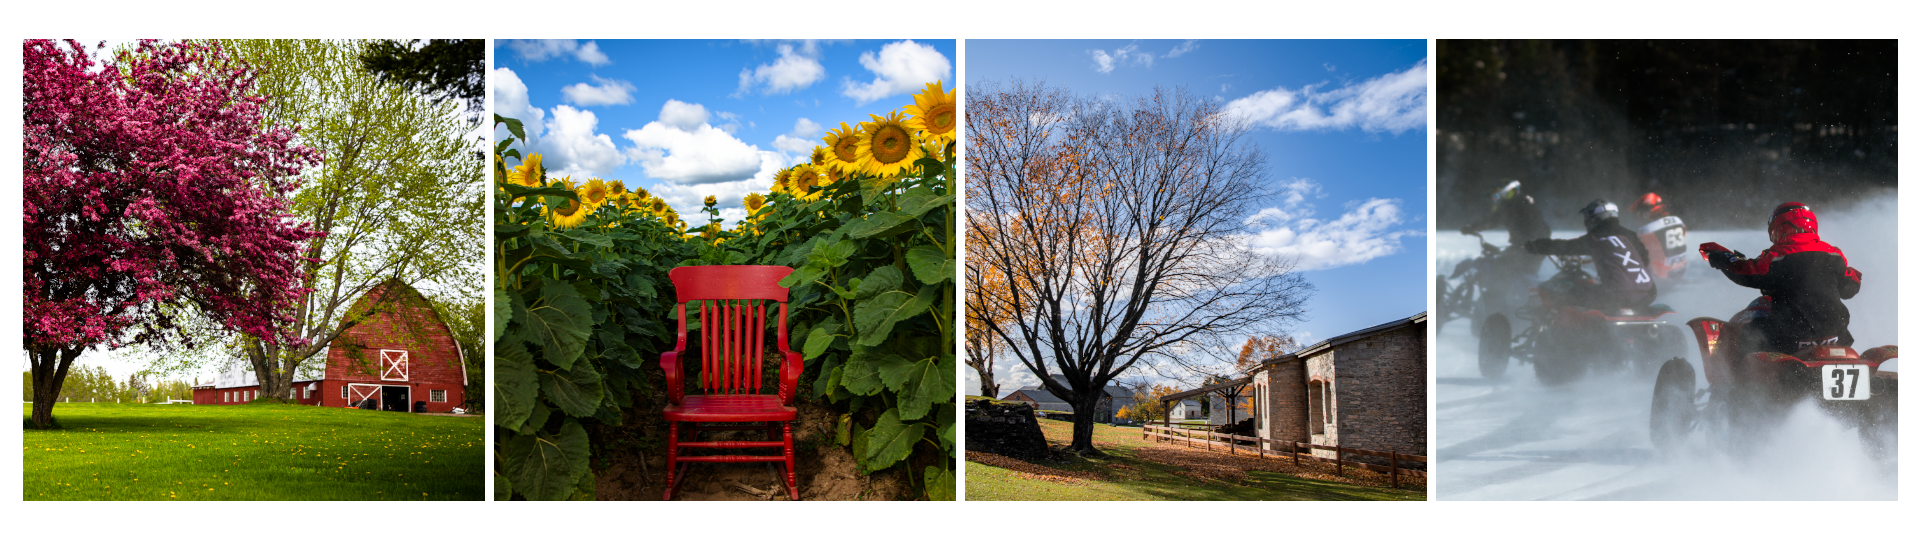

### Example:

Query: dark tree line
xmin=1438 ymin=40 xmax=1896 ymax=228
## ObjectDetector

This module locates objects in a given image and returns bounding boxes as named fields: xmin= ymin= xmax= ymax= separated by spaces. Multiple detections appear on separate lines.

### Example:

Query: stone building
xmin=999 ymin=375 xmax=1136 ymax=423
xmin=1249 ymin=312 xmax=1425 ymax=465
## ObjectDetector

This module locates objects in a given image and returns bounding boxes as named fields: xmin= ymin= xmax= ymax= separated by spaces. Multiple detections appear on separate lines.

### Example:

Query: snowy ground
xmin=1434 ymin=196 xmax=1897 ymax=500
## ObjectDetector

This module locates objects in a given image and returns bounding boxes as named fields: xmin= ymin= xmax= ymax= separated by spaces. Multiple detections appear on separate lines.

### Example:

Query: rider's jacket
xmin=1527 ymin=217 xmax=1657 ymax=298
xmin=1464 ymin=195 xmax=1551 ymax=245
xmin=1721 ymin=232 xmax=1861 ymax=343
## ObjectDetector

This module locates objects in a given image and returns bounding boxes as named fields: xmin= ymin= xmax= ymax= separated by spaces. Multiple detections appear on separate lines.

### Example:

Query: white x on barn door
xmin=348 ymin=384 xmax=381 ymax=406
xmin=380 ymin=350 xmax=409 ymax=381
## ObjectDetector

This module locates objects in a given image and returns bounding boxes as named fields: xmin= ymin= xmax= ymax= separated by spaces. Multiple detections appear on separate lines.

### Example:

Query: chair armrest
xmin=778 ymin=350 xmax=803 ymax=406
xmin=661 ymin=350 xmax=685 ymax=406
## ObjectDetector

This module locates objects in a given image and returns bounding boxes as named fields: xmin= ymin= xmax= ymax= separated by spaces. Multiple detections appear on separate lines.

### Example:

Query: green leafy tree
xmin=218 ymin=39 xmax=485 ymax=404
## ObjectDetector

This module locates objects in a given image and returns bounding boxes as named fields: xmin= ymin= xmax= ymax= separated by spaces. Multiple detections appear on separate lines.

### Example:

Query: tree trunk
xmin=28 ymin=345 xmax=83 ymax=429
xmin=1066 ymin=394 xmax=1105 ymax=456
xmin=975 ymin=368 xmax=998 ymax=399
xmin=245 ymin=341 xmax=300 ymax=403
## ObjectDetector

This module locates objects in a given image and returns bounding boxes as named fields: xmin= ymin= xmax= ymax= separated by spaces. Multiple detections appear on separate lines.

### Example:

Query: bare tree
xmin=966 ymin=80 xmax=1312 ymax=454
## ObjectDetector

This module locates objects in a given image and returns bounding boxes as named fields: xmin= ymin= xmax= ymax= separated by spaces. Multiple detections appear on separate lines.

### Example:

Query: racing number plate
xmin=1821 ymin=364 xmax=1871 ymax=400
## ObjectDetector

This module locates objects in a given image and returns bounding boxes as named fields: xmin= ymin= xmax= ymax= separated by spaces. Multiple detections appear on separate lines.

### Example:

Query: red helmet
xmin=1631 ymin=192 xmax=1667 ymax=220
xmin=1769 ymin=201 xmax=1817 ymax=241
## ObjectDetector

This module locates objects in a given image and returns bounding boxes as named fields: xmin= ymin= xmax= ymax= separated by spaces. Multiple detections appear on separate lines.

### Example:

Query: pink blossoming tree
xmin=23 ymin=39 xmax=324 ymax=428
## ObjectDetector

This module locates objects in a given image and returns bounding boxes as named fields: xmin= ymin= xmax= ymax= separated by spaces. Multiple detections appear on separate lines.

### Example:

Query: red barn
xmin=189 ymin=280 xmax=469 ymax=413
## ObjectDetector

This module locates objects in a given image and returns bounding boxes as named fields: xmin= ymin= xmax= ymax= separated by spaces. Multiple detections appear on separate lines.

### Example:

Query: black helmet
xmin=1580 ymin=199 xmax=1618 ymax=230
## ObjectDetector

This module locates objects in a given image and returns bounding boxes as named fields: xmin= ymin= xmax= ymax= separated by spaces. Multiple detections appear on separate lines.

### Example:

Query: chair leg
xmin=663 ymin=421 xmax=680 ymax=501
xmin=782 ymin=421 xmax=799 ymax=501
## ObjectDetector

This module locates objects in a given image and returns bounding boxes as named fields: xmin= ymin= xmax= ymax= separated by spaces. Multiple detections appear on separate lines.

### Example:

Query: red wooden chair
xmin=660 ymin=265 xmax=803 ymax=500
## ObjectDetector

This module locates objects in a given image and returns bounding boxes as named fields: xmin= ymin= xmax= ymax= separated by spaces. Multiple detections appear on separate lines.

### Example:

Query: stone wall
xmin=964 ymin=397 xmax=1051 ymax=462
xmin=1256 ymin=358 xmax=1309 ymax=452
xmin=1326 ymin=321 xmax=1427 ymax=467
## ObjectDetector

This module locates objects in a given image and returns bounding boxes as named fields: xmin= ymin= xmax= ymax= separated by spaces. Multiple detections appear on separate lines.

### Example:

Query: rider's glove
xmin=1523 ymin=238 xmax=1550 ymax=254
xmin=1698 ymin=242 xmax=1745 ymax=270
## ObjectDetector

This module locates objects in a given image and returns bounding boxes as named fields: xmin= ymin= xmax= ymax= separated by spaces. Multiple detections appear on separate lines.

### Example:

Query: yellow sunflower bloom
xmin=791 ymin=165 xmax=823 ymax=200
xmin=809 ymin=146 xmax=831 ymax=168
xmin=510 ymin=153 xmax=545 ymax=187
xmin=581 ymin=179 xmax=612 ymax=209
xmin=772 ymin=167 xmax=795 ymax=196
xmin=856 ymin=110 xmax=927 ymax=178
xmin=703 ymin=195 xmax=718 ymax=208
xmin=821 ymin=122 xmax=863 ymax=174
xmin=608 ymin=180 xmax=627 ymax=195
xmin=904 ymin=80 xmax=957 ymax=146
xmin=545 ymin=180 xmax=589 ymax=229
xmin=744 ymin=192 xmax=768 ymax=219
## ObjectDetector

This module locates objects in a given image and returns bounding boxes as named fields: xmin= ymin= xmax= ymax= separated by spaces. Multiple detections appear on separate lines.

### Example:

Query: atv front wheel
xmin=1479 ymin=313 xmax=1511 ymax=380
xmin=1650 ymin=358 xmax=1697 ymax=452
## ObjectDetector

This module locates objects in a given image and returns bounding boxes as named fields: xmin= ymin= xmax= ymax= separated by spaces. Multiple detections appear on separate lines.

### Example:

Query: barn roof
xmin=333 ymin=278 xmax=469 ymax=386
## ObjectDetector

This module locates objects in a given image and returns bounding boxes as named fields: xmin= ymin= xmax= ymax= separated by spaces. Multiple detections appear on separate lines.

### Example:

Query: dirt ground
xmin=591 ymin=400 xmax=913 ymax=501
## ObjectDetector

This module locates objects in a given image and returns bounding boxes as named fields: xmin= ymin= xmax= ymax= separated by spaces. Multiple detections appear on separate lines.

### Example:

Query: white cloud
xmin=1243 ymin=179 xmax=1423 ymax=271
xmin=1089 ymin=49 xmax=1118 ymax=74
xmin=737 ymin=42 xmax=826 ymax=96
xmin=642 ymin=151 xmax=791 ymax=223
xmin=1167 ymin=40 xmax=1200 ymax=58
xmin=504 ymin=39 xmax=612 ymax=66
xmin=657 ymin=99 xmax=710 ymax=131
xmin=541 ymin=105 xmax=625 ymax=179
xmin=1223 ymin=58 xmax=1427 ymax=134
xmin=559 ymin=75 xmax=636 ymax=107
xmin=622 ymin=100 xmax=766 ymax=185
xmin=490 ymin=67 xmax=547 ymax=143
xmin=841 ymin=40 xmax=951 ymax=105
xmin=1088 ymin=42 xmax=1180 ymax=73
xmin=771 ymin=118 xmax=823 ymax=155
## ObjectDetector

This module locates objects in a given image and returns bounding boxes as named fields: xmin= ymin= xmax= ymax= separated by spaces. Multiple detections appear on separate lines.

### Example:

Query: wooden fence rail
xmin=1138 ymin=424 xmax=1426 ymax=488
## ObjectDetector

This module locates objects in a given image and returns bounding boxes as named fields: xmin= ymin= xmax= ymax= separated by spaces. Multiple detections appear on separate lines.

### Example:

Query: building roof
xmin=1260 ymin=312 xmax=1427 ymax=367
xmin=1000 ymin=375 xmax=1132 ymax=403
xmin=208 ymin=358 xmax=322 ymax=389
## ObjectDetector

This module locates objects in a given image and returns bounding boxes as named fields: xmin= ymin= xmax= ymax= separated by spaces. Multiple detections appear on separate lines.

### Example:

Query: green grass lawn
xmin=24 ymin=403 xmax=483 ymax=500
xmin=967 ymin=418 xmax=1424 ymax=501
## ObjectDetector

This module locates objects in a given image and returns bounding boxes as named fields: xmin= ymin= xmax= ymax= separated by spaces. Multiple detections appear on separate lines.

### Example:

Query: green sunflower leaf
xmin=492 ymin=340 xmax=538 ymax=431
xmin=845 ymin=211 xmax=912 ymax=239
xmin=513 ymin=281 xmax=594 ymax=371
xmin=502 ymin=420 xmax=590 ymax=501
xmin=539 ymin=361 xmax=605 ymax=418
xmin=853 ymin=290 xmax=930 ymax=347
xmin=863 ymin=410 xmax=924 ymax=473
xmin=856 ymin=265 xmax=905 ymax=299
xmin=803 ymin=322 xmax=839 ymax=359
xmin=904 ymin=245 xmax=954 ymax=285
xmin=924 ymin=466 xmax=955 ymax=501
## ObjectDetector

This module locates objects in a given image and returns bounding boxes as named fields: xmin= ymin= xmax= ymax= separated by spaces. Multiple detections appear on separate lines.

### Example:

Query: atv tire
xmin=1650 ymin=358 xmax=1696 ymax=452
xmin=1479 ymin=313 xmax=1511 ymax=381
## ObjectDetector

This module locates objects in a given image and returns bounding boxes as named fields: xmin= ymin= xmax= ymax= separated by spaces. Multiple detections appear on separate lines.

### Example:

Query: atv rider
xmin=1523 ymin=199 xmax=1658 ymax=312
xmin=1631 ymin=192 xmax=1690 ymax=279
xmin=1697 ymin=202 xmax=1862 ymax=355
xmin=1460 ymin=180 xmax=1551 ymax=279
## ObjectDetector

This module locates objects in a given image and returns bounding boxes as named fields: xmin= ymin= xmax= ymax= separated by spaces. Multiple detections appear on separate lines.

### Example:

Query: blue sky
xmin=492 ymin=39 xmax=956 ymax=224
xmin=965 ymin=39 xmax=1428 ymax=395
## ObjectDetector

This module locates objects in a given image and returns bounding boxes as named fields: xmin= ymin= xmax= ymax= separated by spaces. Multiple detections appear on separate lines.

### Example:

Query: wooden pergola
xmin=1158 ymin=376 xmax=1252 ymax=425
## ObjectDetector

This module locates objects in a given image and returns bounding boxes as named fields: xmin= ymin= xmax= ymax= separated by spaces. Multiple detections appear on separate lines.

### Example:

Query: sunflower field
xmin=492 ymin=82 xmax=957 ymax=500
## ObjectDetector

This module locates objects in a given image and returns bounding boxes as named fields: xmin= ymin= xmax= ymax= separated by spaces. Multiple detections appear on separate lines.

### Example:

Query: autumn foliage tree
xmin=966 ymin=80 xmax=1313 ymax=454
xmin=23 ymin=40 xmax=323 ymax=428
